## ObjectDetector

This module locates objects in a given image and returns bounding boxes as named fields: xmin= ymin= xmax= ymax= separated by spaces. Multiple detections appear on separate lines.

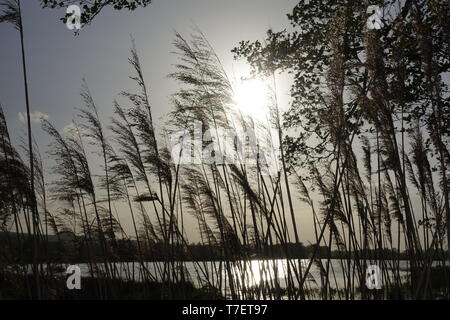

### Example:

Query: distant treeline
xmin=1 ymin=232 xmax=431 ymax=263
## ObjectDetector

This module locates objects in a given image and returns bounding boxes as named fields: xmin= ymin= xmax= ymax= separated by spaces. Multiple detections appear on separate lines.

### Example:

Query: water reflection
xmin=27 ymin=259 xmax=415 ymax=299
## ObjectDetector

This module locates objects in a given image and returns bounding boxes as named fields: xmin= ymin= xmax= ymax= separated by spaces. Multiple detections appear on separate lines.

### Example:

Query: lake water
xmin=51 ymin=258 xmax=424 ymax=299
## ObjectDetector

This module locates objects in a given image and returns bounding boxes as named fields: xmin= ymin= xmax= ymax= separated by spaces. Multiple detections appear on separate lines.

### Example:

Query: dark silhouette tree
xmin=233 ymin=0 xmax=449 ymax=298
xmin=41 ymin=0 xmax=152 ymax=26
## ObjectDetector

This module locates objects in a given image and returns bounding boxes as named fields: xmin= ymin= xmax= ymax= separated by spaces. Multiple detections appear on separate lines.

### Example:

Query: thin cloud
xmin=62 ymin=122 xmax=78 ymax=137
xmin=62 ymin=121 xmax=89 ymax=141
xmin=18 ymin=111 xmax=49 ymax=124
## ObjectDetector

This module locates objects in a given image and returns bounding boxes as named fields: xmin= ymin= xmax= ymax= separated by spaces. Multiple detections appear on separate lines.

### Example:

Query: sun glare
xmin=234 ymin=78 xmax=271 ymax=123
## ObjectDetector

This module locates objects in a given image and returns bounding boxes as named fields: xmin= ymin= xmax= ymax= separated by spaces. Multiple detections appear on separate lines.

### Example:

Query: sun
xmin=234 ymin=78 xmax=271 ymax=123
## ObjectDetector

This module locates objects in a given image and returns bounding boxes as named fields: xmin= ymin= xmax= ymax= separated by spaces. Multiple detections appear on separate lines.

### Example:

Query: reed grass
xmin=0 ymin=2 xmax=449 ymax=300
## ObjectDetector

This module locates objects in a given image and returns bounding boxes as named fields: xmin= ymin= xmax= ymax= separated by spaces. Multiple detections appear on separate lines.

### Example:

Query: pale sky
xmin=0 ymin=0 xmax=310 ymax=242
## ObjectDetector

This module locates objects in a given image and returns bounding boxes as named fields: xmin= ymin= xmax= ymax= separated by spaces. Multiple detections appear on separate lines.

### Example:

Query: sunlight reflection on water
xmin=33 ymin=258 xmax=415 ymax=299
